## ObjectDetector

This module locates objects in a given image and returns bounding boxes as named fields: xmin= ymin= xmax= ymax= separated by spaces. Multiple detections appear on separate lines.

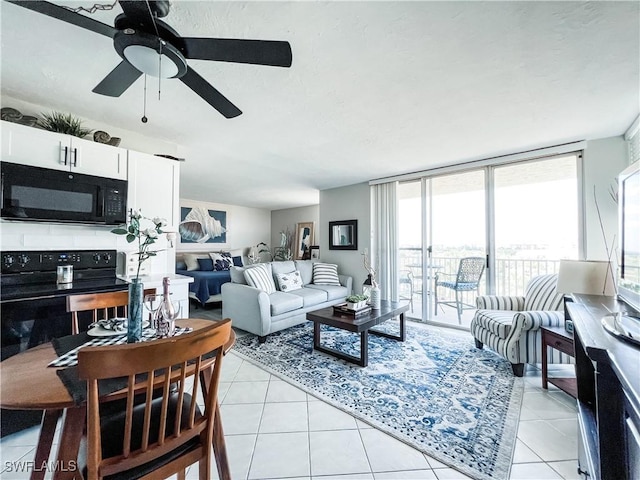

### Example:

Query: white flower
xmin=143 ymin=228 xmax=159 ymax=239
xmin=153 ymin=217 xmax=168 ymax=227
xmin=130 ymin=209 xmax=142 ymax=219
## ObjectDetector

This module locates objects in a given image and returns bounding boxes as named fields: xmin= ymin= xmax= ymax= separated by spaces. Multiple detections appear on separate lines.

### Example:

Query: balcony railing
xmin=398 ymin=247 xmax=561 ymax=327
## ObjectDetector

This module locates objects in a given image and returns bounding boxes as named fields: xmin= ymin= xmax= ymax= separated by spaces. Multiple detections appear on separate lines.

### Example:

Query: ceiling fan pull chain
xmin=141 ymin=74 xmax=148 ymax=123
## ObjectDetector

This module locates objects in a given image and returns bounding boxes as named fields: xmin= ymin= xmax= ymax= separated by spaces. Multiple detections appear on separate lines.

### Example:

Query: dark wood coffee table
xmin=306 ymin=300 xmax=409 ymax=367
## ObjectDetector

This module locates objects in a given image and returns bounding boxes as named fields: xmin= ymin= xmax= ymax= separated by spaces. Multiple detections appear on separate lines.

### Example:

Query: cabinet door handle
xmin=63 ymin=146 xmax=68 ymax=166
xmin=72 ymin=148 xmax=78 ymax=167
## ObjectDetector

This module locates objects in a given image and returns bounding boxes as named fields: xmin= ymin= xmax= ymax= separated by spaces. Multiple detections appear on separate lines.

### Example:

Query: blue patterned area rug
xmin=232 ymin=320 xmax=524 ymax=480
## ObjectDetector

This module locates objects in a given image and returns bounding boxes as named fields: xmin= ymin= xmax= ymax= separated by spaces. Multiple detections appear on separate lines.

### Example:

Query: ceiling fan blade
xmin=182 ymin=38 xmax=292 ymax=67
xmin=180 ymin=67 xmax=242 ymax=119
xmin=92 ymin=61 xmax=142 ymax=97
xmin=4 ymin=0 xmax=117 ymax=38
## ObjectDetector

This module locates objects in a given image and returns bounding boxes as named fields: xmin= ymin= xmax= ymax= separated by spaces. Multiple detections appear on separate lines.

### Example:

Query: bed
xmin=176 ymin=269 xmax=231 ymax=306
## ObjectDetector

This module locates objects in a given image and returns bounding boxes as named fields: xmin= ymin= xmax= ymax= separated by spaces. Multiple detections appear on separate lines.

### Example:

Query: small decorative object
xmin=38 ymin=111 xmax=93 ymax=138
xmin=93 ymin=130 xmax=121 ymax=147
xmin=111 ymin=209 xmax=169 ymax=342
xmin=346 ymin=294 xmax=369 ymax=311
xmin=1 ymin=107 xmax=38 ymax=126
xmin=310 ymin=245 xmax=320 ymax=260
xmin=157 ymin=276 xmax=180 ymax=338
xmin=362 ymin=248 xmax=381 ymax=309
xmin=248 ymin=242 xmax=271 ymax=264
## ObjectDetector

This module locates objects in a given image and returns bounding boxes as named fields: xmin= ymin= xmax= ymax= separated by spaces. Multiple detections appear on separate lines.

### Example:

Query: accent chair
xmin=434 ymin=257 xmax=486 ymax=323
xmin=470 ymin=273 xmax=573 ymax=376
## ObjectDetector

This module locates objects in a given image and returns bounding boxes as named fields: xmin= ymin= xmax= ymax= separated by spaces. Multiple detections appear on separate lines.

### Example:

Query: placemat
xmin=49 ymin=328 xmax=192 ymax=367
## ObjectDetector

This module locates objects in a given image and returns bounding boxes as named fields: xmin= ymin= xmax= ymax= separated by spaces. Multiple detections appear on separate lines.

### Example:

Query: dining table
xmin=0 ymin=318 xmax=236 ymax=480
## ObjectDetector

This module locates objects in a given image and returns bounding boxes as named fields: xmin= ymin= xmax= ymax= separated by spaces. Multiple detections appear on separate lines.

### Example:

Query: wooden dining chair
xmin=77 ymin=318 xmax=232 ymax=480
xmin=66 ymin=289 xmax=156 ymax=334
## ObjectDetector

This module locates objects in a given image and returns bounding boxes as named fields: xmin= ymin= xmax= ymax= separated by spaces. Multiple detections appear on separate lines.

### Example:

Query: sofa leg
xmin=511 ymin=363 xmax=525 ymax=377
xmin=474 ymin=339 xmax=483 ymax=349
xmin=258 ymin=336 xmax=267 ymax=344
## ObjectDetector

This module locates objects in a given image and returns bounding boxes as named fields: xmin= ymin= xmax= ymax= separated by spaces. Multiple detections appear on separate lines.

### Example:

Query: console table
xmin=567 ymin=294 xmax=640 ymax=480
xmin=541 ymin=326 xmax=577 ymax=398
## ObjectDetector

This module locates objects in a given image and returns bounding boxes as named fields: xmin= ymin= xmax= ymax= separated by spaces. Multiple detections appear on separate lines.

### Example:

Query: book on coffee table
xmin=333 ymin=303 xmax=372 ymax=317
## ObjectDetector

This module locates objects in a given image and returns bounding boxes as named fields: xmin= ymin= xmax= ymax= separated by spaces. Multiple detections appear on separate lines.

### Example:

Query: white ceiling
xmin=1 ymin=1 xmax=638 ymax=210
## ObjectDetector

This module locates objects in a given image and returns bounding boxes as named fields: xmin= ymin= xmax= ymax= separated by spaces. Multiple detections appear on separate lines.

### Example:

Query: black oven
xmin=1 ymin=161 xmax=127 ymax=225
xmin=0 ymin=249 xmax=129 ymax=437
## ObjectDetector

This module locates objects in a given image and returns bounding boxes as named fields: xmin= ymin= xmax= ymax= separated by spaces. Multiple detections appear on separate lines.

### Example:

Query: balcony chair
xmin=77 ymin=319 xmax=232 ymax=480
xmin=470 ymin=274 xmax=571 ymax=376
xmin=399 ymin=270 xmax=415 ymax=312
xmin=66 ymin=289 xmax=155 ymax=334
xmin=434 ymin=257 xmax=486 ymax=323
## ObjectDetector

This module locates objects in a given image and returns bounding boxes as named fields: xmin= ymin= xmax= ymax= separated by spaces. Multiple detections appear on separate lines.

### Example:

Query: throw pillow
xmin=244 ymin=264 xmax=276 ymax=294
xmin=230 ymin=248 xmax=245 ymax=266
xmin=183 ymin=254 xmax=199 ymax=271
xmin=276 ymin=271 xmax=303 ymax=292
xmin=197 ymin=258 xmax=214 ymax=271
xmin=312 ymin=263 xmax=341 ymax=286
xmin=209 ymin=252 xmax=232 ymax=271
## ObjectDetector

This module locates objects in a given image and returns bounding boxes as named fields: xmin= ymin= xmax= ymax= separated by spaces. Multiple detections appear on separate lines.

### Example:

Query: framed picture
xmin=179 ymin=206 xmax=227 ymax=244
xmin=310 ymin=245 xmax=320 ymax=260
xmin=329 ymin=220 xmax=358 ymax=250
xmin=294 ymin=222 xmax=314 ymax=260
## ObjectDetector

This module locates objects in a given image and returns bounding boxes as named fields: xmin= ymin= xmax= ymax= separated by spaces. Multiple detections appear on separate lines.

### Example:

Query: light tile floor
xmin=0 ymin=323 xmax=580 ymax=480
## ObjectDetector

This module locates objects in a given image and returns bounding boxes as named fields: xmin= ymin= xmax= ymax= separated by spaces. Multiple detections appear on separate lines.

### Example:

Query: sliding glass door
xmin=398 ymin=152 xmax=581 ymax=329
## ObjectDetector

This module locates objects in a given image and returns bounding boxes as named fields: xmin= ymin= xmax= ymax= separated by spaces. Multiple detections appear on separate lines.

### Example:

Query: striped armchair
xmin=470 ymin=274 xmax=572 ymax=376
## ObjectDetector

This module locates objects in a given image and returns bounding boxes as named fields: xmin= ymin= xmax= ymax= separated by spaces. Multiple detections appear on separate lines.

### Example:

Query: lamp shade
xmin=556 ymin=260 xmax=616 ymax=296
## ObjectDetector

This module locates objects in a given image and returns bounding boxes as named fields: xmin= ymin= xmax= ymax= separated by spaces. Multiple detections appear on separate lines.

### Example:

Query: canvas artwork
xmin=179 ymin=206 xmax=227 ymax=243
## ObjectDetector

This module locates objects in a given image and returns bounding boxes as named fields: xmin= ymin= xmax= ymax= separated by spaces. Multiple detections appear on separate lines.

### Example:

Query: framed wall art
xmin=294 ymin=222 xmax=314 ymax=260
xmin=179 ymin=206 xmax=227 ymax=244
xmin=329 ymin=219 xmax=357 ymax=250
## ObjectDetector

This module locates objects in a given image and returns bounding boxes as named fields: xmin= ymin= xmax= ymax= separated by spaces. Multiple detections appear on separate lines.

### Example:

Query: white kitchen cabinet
xmin=1 ymin=120 xmax=127 ymax=179
xmin=127 ymin=150 xmax=181 ymax=275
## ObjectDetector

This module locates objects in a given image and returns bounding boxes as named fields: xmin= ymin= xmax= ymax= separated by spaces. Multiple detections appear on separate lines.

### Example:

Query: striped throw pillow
xmin=244 ymin=264 xmax=276 ymax=293
xmin=312 ymin=263 xmax=341 ymax=286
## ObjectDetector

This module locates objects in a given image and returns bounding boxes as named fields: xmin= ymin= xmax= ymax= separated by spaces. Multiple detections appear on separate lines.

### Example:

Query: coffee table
xmin=306 ymin=300 xmax=409 ymax=367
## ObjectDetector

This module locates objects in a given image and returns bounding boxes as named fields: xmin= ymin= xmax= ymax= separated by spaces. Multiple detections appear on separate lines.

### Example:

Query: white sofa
xmin=222 ymin=260 xmax=353 ymax=342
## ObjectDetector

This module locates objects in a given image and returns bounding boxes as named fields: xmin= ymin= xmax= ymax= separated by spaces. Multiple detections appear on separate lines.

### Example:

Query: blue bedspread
xmin=177 ymin=269 xmax=231 ymax=304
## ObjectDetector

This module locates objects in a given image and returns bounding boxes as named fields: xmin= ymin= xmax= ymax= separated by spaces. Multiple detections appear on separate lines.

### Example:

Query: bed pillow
xmin=209 ymin=252 xmax=232 ymax=271
xmin=276 ymin=271 xmax=303 ymax=292
xmin=230 ymin=248 xmax=245 ymax=266
xmin=197 ymin=258 xmax=214 ymax=271
xmin=312 ymin=263 xmax=341 ymax=286
xmin=244 ymin=264 xmax=276 ymax=293
xmin=183 ymin=254 xmax=199 ymax=271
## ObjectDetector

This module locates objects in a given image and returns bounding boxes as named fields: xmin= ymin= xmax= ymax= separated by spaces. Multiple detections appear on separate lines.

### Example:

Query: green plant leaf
xmin=126 ymin=234 xmax=136 ymax=243
xmin=111 ymin=228 xmax=128 ymax=235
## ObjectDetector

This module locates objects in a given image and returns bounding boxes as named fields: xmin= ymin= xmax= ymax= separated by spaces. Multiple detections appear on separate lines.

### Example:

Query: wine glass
xmin=158 ymin=299 xmax=181 ymax=338
xmin=144 ymin=293 xmax=164 ymax=330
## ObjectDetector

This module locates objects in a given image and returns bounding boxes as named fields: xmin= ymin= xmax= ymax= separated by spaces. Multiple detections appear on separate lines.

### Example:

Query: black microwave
xmin=1 ymin=162 xmax=128 ymax=225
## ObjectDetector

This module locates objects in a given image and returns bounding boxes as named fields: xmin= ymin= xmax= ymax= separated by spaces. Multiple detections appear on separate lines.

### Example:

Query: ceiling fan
xmin=6 ymin=0 xmax=293 ymax=118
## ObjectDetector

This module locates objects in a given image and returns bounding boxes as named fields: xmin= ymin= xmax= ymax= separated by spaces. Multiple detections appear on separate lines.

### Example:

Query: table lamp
xmin=556 ymin=259 xmax=616 ymax=332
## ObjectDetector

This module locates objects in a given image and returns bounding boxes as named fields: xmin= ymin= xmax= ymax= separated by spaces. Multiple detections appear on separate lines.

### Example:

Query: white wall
xmin=271 ymin=205 xmax=319 ymax=257
xmin=583 ymin=136 xmax=629 ymax=260
xmin=178 ymin=198 xmax=271 ymax=255
xmin=319 ymin=183 xmax=371 ymax=293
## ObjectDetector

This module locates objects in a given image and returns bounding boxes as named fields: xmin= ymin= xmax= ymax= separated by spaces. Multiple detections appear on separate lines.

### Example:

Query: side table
xmin=541 ymin=325 xmax=577 ymax=398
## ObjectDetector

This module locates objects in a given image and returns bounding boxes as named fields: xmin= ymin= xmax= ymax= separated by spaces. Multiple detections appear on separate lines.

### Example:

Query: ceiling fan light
xmin=123 ymin=45 xmax=178 ymax=78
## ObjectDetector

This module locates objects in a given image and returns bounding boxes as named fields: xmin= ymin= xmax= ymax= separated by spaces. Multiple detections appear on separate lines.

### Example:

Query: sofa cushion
xmin=244 ymin=264 xmax=276 ymax=294
xmin=312 ymin=263 xmax=340 ymax=286
xmin=275 ymin=271 xmax=303 ymax=292
xmin=306 ymin=284 xmax=349 ymax=301
xmin=271 ymin=261 xmax=296 ymax=277
xmin=230 ymin=264 xmax=262 ymax=284
xmin=269 ymin=291 xmax=304 ymax=316
xmin=290 ymin=287 xmax=327 ymax=306
xmin=295 ymin=260 xmax=314 ymax=285
xmin=473 ymin=310 xmax=515 ymax=340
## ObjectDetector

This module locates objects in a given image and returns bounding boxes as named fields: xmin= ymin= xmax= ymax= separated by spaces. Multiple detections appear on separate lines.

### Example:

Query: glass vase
xmin=127 ymin=277 xmax=144 ymax=343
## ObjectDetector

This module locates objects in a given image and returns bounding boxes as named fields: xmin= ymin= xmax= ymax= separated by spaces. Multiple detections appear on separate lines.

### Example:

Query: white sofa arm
xmin=339 ymin=275 xmax=353 ymax=295
xmin=476 ymin=295 xmax=525 ymax=310
xmin=222 ymin=282 xmax=272 ymax=336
